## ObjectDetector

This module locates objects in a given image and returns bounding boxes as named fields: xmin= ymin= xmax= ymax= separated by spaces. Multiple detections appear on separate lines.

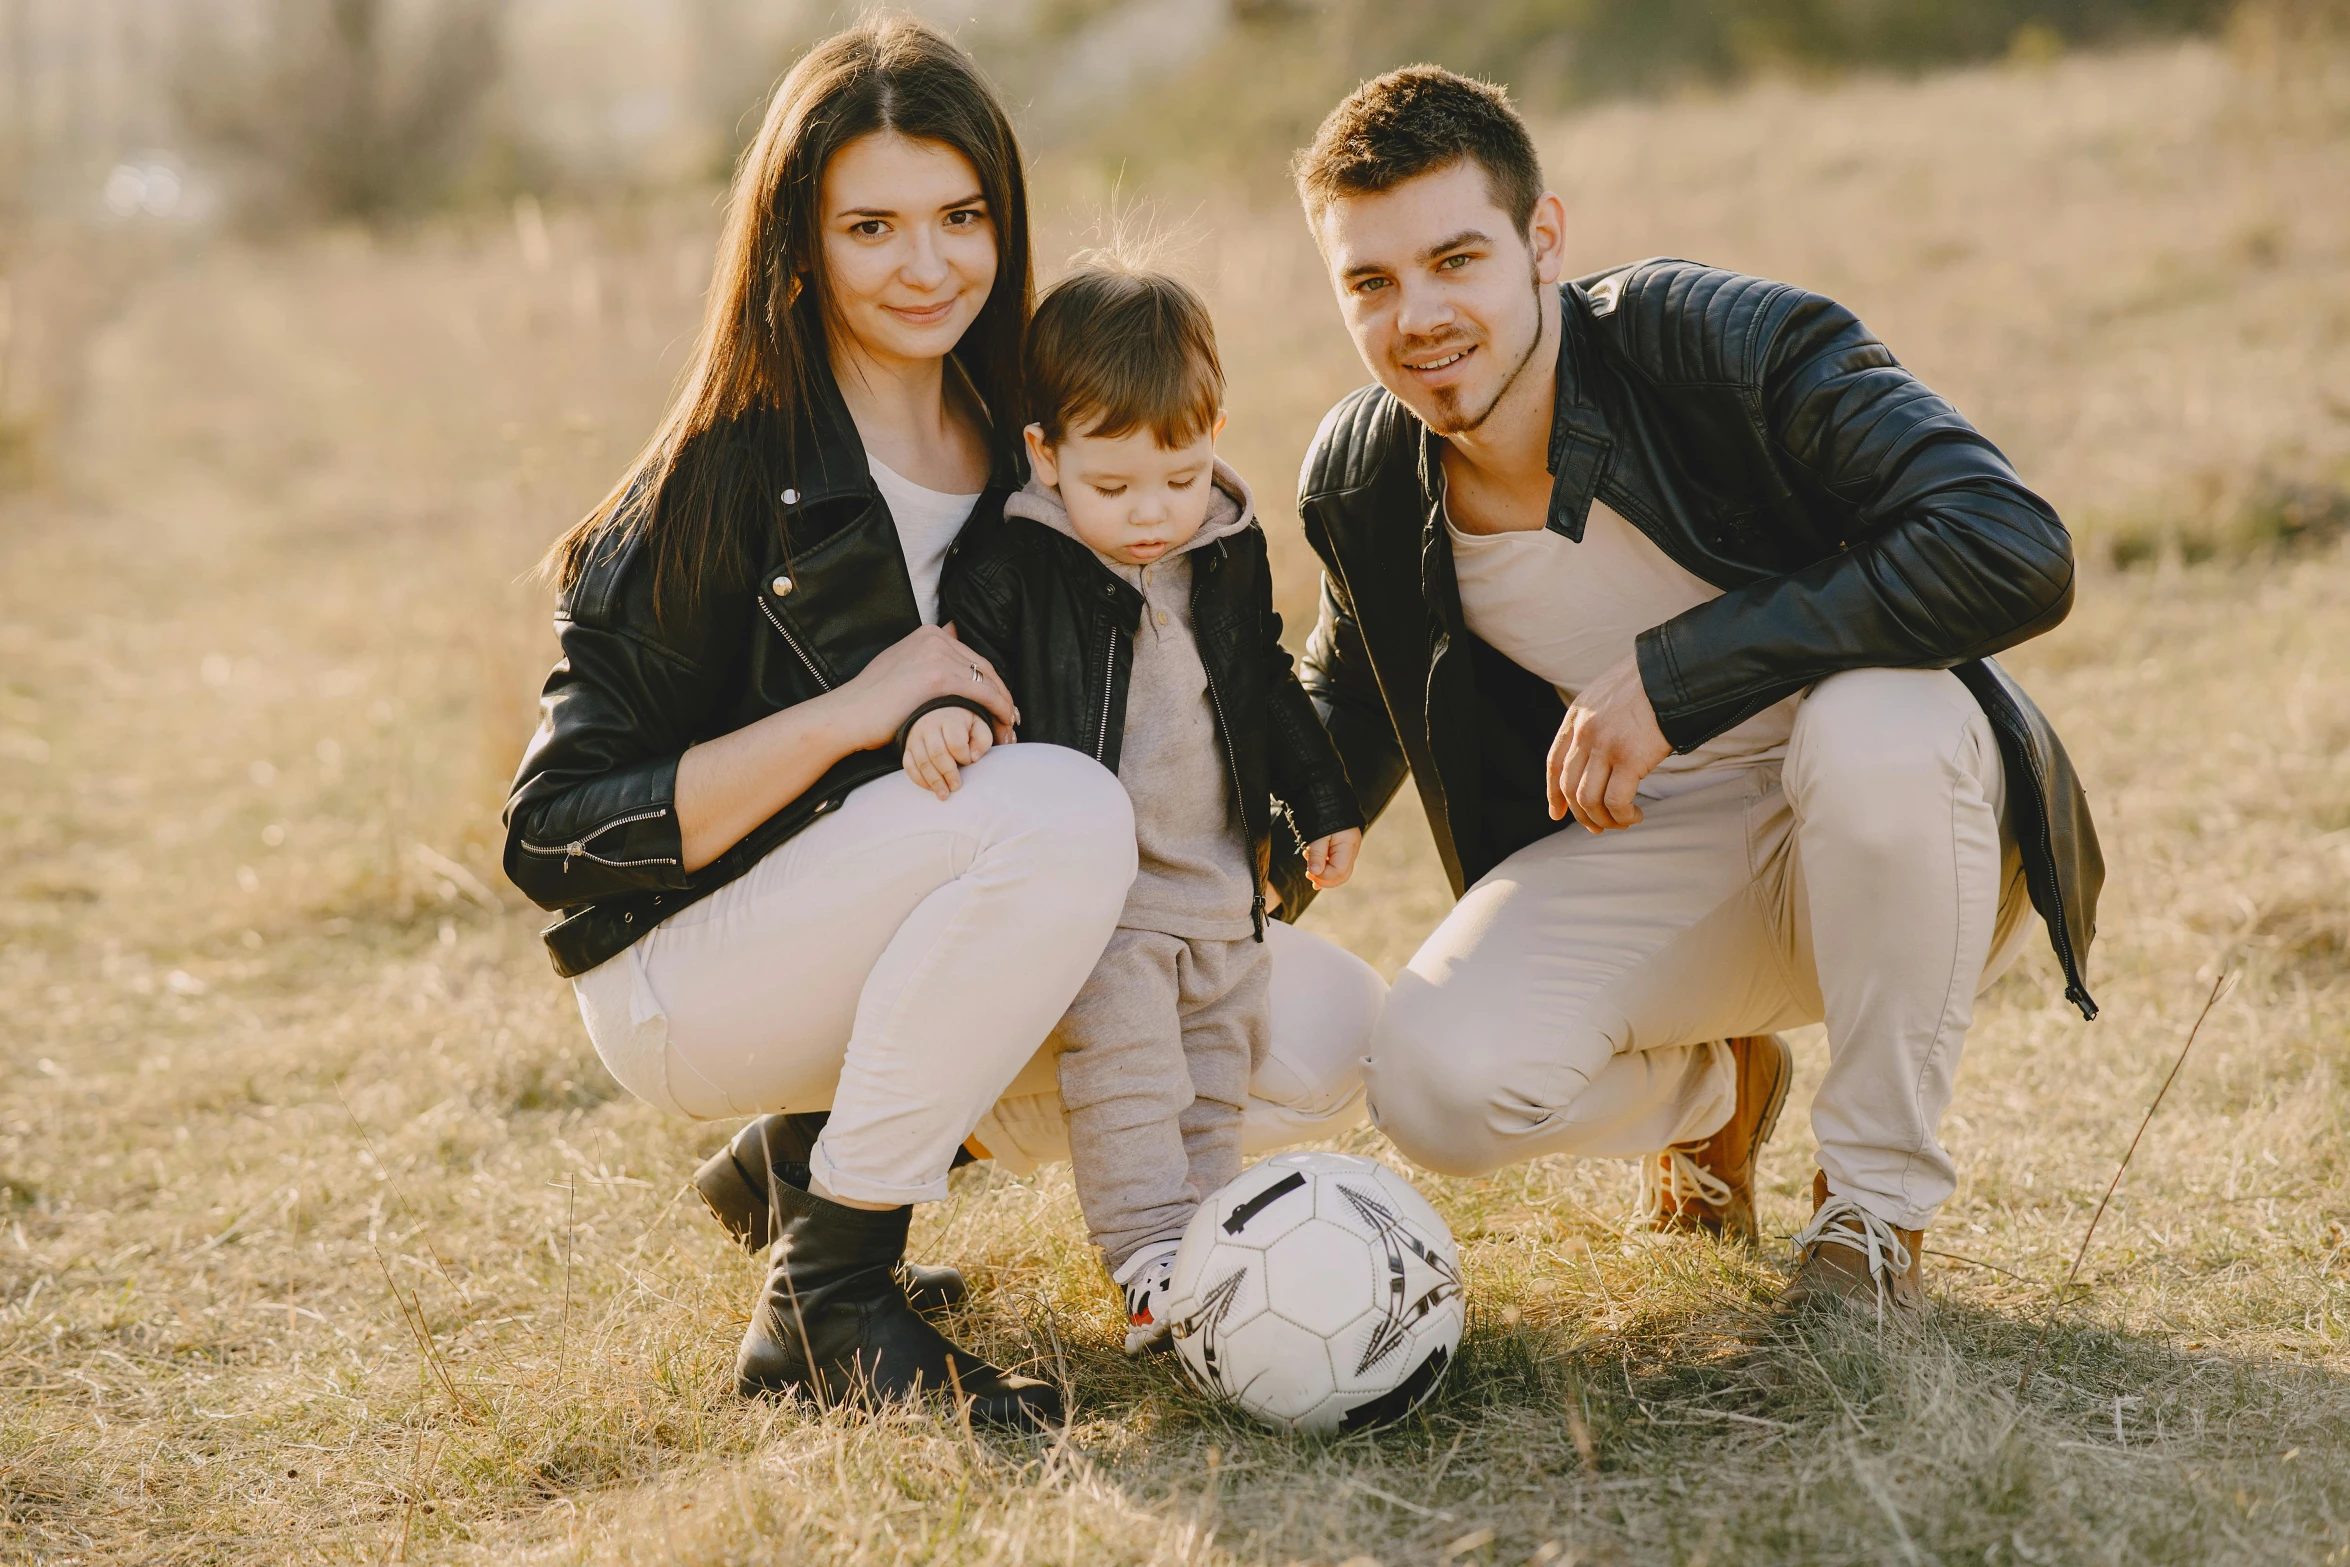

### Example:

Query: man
xmin=1278 ymin=66 xmax=2102 ymax=1312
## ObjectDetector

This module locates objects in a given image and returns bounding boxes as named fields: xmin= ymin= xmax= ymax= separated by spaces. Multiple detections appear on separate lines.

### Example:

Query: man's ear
xmin=1022 ymin=423 xmax=1059 ymax=488
xmin=1526 ymin=190 xmax=1569 ymax=286
xmin=1212 ymin=410 xmax=1228 ymax=442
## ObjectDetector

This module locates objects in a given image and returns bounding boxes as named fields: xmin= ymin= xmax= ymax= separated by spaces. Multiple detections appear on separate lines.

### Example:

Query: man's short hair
xmin=1293 ymin=66 xmax=1544 ymax=237
xmin=1024 ymin=263 xmax=1223 ymax=447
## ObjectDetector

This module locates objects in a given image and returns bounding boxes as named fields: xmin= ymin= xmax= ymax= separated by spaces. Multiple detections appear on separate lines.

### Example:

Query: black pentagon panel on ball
xmin=1222 ymin=1171 xmax=1308 ymax=1235
xmin=1338 ymin=1344 xmax=1452 ymax=1432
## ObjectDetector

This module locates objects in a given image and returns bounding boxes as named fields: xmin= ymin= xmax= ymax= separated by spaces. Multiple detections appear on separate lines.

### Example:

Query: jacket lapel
xmin=765 ymin=365 xmax=920 ymax=676
xmin=1415 ymin=428 xmax=1479 ymax=888
xmin=1545 ymin=283 xmax=1615 ymax=543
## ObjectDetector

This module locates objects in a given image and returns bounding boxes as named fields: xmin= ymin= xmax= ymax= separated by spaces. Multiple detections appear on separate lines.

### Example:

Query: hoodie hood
xmin=1006 ymin=457 xmax=1256 ymax=568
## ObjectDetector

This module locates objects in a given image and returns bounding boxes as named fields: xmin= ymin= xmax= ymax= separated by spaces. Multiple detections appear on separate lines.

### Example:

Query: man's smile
xmin=1401 ymin=343 xmax=1477 ymax=379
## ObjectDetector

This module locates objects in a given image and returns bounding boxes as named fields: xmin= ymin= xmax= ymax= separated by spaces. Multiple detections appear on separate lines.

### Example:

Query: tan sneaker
xmin=1780 ymin=1171 xmax=1927 ymax=1317
xmin=1640 ymin=1034 xmax=1792 ymax=1245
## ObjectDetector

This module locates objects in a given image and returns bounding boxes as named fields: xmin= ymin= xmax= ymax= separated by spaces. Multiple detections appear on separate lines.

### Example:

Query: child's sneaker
xmin=1113 ymin=1244 xmax=1180 ymax=1355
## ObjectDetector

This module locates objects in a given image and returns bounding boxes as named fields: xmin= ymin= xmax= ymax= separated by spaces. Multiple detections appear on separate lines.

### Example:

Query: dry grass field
xmin=3 ymin=37 xmax=2349 ymax=1566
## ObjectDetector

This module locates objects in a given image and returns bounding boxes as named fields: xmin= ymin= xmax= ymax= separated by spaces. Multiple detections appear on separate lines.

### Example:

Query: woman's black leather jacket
xmin=935 ymin=504 xmax=1363 ymax=930
xmin=502 ymin=371 xmax=1020 ymax=978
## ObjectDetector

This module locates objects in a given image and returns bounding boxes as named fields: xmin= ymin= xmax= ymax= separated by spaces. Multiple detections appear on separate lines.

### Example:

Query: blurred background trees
xmin=0 ymin=0 xmax=2317 ymax=230
xmin=1040 ymin=0 xmax=2240 ymax=184
xmin=174 ymin=0 xmax=507 ymax=223
xmin=0 ymin=0 xmax=2338 ymax=497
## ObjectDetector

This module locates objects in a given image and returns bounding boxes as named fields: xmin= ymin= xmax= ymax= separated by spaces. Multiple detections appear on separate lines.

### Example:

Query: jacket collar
xmin=1410 ymin=282 xmax=1615 ymax=542
xmin=787 ymin=346 xmax=1023 ymax=511
xmin=1542 ymin=281 xmax=1615 ymax=542
xmin=787 ymin=354 xmax=874 ymax=508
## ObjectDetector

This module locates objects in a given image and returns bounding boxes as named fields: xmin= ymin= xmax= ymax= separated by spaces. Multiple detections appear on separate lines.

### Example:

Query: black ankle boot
xmin=693 ymin=1114 xmax=827 ymax=1245
xmin=735 ymin=1182 xmax=1061 ymax=1429
xmin=694 ymin=1115 xmax=967 ymax=1313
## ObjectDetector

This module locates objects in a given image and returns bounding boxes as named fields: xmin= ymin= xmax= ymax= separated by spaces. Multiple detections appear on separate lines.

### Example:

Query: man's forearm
xmin=1635 ymin=486 xmax=2074 ymax=753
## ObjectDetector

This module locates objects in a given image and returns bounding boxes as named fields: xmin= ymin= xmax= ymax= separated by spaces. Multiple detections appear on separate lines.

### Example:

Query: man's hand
xmin=1548 ymin=653 xmax=1673 ymax=832
xmin=902 ymin=705 xmax=995 ymax=800
xmin=1303 ymin=827 xmax=1363 ymax=890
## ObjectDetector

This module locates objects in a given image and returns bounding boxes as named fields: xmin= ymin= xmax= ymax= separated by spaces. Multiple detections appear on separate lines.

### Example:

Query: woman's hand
xmin=1303 ymin=827 xmax=1363 ymax=890
xmin=675 ymin=623 xmax=1016 ymax=872
xmin=902 ymin=706 xmax=994 ymax=799
xmin=838 ymin=623 xmax=1017 ymax=751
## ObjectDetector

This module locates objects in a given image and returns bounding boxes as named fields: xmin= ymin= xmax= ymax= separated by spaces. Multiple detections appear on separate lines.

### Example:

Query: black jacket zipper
xmin=1091 ymin=614 xmax=1118 ymax=763
xmin=759 ymin=599 xmax=834 ymax=691
xmin=1194 ymin=553 xmax=1266 ymax=941
xmin=1202 ymin=665 xmax=1265 ymax=940
xmin=518 ymin=806 xmax=677 ymax=874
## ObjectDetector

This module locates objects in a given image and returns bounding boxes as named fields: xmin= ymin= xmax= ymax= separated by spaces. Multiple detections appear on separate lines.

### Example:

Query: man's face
xmin=1313 ymin=160 xmax=1565 ymax=437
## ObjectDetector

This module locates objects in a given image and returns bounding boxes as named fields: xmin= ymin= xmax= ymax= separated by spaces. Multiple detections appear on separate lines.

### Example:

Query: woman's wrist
xmin=807 ymin=681 xmax=892 ymax=756
xmin=676 ymin=690 xmax=878 ymax=872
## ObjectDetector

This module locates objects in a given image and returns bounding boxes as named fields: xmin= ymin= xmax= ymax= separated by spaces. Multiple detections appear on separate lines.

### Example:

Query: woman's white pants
xmin=571 ymin=744 xmax=1379 ymax=1205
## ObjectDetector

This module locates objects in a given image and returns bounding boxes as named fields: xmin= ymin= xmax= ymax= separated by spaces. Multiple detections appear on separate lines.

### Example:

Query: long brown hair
xmin=545 ymin=15 xmax=1032 ymax=623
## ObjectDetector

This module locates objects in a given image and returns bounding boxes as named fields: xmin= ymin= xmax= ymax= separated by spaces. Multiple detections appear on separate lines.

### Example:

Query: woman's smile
xmin=886 ymin=296 xmax=961 ymax=326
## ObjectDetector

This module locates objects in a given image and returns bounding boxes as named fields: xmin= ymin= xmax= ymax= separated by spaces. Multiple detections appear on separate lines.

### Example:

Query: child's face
xmin=1024 ymin=415 xmax=1225 ymax=567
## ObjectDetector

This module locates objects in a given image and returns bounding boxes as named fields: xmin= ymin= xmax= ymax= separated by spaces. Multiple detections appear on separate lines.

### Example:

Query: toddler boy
xmin=901 ymin=263 xmax=1363 ymax=1350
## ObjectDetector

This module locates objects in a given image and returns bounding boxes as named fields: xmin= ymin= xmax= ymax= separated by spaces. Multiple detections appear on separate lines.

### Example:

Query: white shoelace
xmin=1641 ymin=1146 xmax=1734 ymax=1215
xmin=1790 ymin=1193 xmax=1915 ymax=1308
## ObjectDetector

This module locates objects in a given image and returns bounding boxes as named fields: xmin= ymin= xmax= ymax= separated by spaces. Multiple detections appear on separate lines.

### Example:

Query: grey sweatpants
xmin=1055 ymin=927 xmax=1271 ymax=1271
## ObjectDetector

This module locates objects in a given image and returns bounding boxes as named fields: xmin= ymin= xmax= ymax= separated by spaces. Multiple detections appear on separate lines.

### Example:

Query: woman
xmin=504 ymin=17 xmax=1383 ymax=1430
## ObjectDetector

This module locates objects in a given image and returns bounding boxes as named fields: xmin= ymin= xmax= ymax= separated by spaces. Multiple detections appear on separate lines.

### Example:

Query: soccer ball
xmin=1164 ymin=1151 xmax=1464 ymax=1434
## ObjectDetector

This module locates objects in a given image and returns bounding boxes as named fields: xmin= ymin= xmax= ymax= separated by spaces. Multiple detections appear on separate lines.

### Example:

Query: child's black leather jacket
xmin=933 ymin=507 xmax=1363 ymax=932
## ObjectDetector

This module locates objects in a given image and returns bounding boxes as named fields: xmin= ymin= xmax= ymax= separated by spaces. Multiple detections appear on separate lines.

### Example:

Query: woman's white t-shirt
xmin=869 ymin=457 xmax=980 ymax=625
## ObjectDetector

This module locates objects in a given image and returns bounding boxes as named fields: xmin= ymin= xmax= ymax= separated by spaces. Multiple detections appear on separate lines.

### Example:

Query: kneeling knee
xmin=1378 ymin=1114 xmax=1501 ymax=1179
xmin=986 ymin=745 xmax=1136 ymax=870
xmin=1373 ymin=1101 xmax=1504 ymax=1178
xmin=1794 ymin=676 xmax=1989 ymax=844
xmin=1364 ymin=998 xmax=1507 ymax=1178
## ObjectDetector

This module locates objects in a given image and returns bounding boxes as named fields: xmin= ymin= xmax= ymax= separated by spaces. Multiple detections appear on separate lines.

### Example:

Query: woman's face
xmin=817 ymin=132 xmax=998 ymax=374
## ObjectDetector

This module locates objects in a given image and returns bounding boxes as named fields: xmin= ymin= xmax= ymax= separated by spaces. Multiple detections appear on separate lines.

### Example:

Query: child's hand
xmin=1304 ymin=827 xmax=1362 ymax=890
xmin=903 ymin=705 xmax=995 ymax=800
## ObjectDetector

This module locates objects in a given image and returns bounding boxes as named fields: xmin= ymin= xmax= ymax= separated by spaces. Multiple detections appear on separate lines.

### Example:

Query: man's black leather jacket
xmin=1291 ymin=260 xmax=2104 ymax=1018
xmin=937 ymin=505 xmax=1363 ymax=933
xmin=502 ymin=366 xmax=1022 ymax=978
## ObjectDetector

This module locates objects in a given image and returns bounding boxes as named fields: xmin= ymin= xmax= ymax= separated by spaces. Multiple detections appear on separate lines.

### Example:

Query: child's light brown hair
xmin=1024 ymin=262 xmax=1223 ymax=447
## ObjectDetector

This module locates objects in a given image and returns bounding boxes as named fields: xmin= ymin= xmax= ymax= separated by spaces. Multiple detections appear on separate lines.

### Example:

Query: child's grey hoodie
xmin=1004 ymin=461 xmax=1260 ymax=941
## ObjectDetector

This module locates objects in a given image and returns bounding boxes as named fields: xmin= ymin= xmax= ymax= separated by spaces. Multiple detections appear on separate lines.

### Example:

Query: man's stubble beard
xmin=1421 ymin=271 xmax=1546 ymax=438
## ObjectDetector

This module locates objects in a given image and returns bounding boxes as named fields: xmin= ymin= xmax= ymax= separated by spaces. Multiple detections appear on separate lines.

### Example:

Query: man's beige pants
xmin=1368 ymin=668 xmax=2039 ymax=1232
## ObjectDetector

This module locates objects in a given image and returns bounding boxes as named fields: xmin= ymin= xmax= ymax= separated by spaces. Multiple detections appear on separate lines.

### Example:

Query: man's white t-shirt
xmin=1444 ymin=495 xmax=1799 ymax=799
xmin=869 ymin=457 xmax=980 ymax=625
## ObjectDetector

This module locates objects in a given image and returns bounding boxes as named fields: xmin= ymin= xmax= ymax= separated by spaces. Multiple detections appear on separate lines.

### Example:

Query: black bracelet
xmin=892 ymin=694 xmax=999 ymax=758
